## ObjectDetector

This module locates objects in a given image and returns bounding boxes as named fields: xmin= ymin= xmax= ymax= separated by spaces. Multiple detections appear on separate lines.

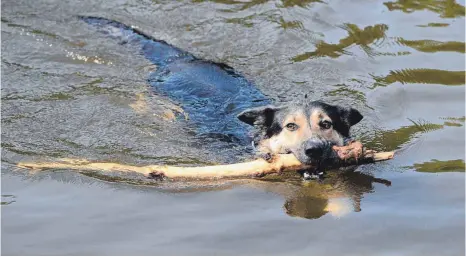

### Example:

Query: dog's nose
xmin=304 ymin=140 xmax=324 ymax=159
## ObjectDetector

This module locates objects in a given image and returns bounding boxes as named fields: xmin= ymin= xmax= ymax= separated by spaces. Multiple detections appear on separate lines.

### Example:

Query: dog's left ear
xmin=237 ymin=105 xmax=281 ymax=127
xmin=341 ymin=107 xmax=363 ymax=126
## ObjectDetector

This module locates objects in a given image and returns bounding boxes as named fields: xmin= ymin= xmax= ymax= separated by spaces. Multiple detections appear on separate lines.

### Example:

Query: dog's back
xmin=81 ymin=17 xmax=269 ymax=144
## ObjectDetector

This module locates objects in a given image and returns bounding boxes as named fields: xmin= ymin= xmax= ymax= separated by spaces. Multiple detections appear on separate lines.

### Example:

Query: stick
xmin=17 ymin=141 xmax=394 ymax=180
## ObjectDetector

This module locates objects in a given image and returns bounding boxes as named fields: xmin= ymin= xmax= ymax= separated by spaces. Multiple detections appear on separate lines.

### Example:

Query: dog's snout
xmin=304 ymin=140 xmax=324 ymax=159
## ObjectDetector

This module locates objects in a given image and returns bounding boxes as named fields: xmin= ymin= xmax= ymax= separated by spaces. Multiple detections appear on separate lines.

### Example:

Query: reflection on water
xmin=372 ymin=69 xmax=465 ymax=87
xmin=384 ymin=0 xmax=465 ymax=17
xmin=192 ymin=0 xmax=269 ymax=11
xmin=1 ymin=194 xmax=17 ymax=205
xmin=292 ymin=23 xmax=464 ymax=67
xmin=278 ymin=0 xmax=323 ymax=8
xmin=407 ymin=159 xmax=465 ymax=172
xmin=417 ymin=22 xmax=450 ymax=27
xmin=193 ymin=0 xmax=323 ymax=9
xmin=282 ymin=168 xmax=392 ymax=219
xmin=292 ymin=23 xmax=389 ymax=61
xmin=396 ymin=38 xmax=465 ymax=53
xmin=362 ymin=116 xmax=464 ymax=151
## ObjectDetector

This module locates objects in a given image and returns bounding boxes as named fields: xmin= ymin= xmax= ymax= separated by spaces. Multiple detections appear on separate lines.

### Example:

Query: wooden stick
xmin=17 ymin=141 xmax=394 ymax=180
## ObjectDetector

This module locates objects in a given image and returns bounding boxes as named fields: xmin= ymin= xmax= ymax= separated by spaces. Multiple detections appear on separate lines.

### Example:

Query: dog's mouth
xmin=288 ymin=144 xmax=337 ymax=180
xmin=296 ymin=154 xmax=325 ymax=166
xmin=290 ymin=143 xmax=337 ymax=166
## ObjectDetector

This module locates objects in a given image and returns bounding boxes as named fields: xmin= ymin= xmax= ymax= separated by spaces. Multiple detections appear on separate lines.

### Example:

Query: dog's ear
xmin=237 ymin=105 xmax=281 ymax=127
xmin=341 ymin=107 xmax=363 ymax=126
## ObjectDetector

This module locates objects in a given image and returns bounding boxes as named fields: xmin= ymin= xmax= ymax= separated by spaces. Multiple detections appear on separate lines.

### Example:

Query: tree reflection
xmin=384 ymin=0 xmax=465 ymax=18
xmin=371 ymin=68 xmax=465 ymax=87
xmin=361 ymin=117 xmax=464 ymax=152
xmin=292 ymin=23 xmax=389 ymax=62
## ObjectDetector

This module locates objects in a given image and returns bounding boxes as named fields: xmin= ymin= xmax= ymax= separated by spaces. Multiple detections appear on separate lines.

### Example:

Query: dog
xmin=81 ymin=17 xmax=363 ymax=178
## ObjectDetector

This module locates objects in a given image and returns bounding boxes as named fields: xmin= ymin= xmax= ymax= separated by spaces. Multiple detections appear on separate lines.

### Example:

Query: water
xmin=1 ymin=0 xmax=465 ymax=255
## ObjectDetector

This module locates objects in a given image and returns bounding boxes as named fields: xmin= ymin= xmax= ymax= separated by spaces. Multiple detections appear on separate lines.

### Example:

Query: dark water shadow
xmin=292 ymin=23 xmax=389 ymax=62
xmin=371 ymin=69 xmax=465 ymax=88
xmin=406 ymin=159 xmax=465 ymax=173
xmin=383 ymin=0 xmax=465 ymax=18
xmin=361 ymin=116 xmax=465 ymax=152
xmin=191 ymin=0 xmax=324 ymax=11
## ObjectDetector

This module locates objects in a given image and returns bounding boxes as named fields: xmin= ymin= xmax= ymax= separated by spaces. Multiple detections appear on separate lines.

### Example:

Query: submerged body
xmin=81 ymin=16 xmax=270 ymax=145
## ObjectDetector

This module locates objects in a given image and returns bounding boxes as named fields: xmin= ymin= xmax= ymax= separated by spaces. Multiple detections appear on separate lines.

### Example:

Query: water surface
xmin=1 ymin=0 xmax=465 ymax=255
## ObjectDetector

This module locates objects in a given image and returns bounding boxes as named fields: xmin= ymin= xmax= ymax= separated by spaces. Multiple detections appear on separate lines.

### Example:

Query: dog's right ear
xmin=237 ymin=105 xmax=281 ymax=127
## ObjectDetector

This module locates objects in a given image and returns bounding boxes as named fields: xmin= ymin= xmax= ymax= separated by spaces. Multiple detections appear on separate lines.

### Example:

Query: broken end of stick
xmin=364 ymin=150 xmax=395 ymax=162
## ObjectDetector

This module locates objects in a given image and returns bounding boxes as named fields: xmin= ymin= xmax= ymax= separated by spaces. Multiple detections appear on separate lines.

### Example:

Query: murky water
xmin=1 ymin=0 xmax=465 ymax=255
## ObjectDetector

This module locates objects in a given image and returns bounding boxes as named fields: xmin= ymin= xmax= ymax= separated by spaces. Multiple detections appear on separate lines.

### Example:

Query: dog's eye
xmin=320 ymin=120 xmax=332 ymax=129
xmin=285 ymin=123 xmax=299 ymax=131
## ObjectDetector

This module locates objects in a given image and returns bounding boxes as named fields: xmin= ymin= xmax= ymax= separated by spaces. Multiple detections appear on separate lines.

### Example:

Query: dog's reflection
xmin=284 ymin=169 xmax=391 ymax=219
xmin=246 ymin=167 xmax=392 ymax=219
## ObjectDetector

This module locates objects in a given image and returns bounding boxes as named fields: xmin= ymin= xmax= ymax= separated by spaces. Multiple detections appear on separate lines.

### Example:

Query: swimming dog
xmin=80 ymin=17 xmax=363 ymax=178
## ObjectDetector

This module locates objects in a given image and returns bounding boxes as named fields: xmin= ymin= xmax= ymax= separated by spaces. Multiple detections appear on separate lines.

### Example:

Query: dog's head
xmin=237 ymin=101 xmax=363 ymax=164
